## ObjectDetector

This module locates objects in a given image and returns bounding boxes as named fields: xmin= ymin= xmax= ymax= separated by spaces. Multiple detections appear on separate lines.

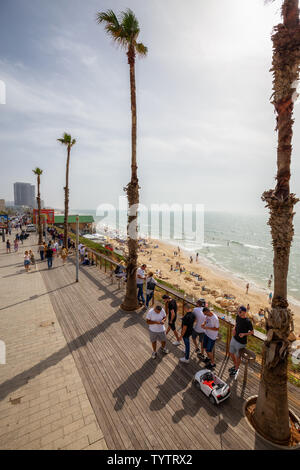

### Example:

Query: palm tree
xmin=32 ymin=167 xmax=43 ymax=244
xmin=57 ymin=133 xmax=76 ymax=248
xmin=96 ymin=9 xmax=147 ymax=311
xmin=253 ymin=0 xmax=300 ymax=444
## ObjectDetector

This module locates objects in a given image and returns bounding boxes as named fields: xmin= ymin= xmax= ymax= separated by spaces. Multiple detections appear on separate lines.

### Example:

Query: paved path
xmin=0 ymin=231 xmax=107 ymax=450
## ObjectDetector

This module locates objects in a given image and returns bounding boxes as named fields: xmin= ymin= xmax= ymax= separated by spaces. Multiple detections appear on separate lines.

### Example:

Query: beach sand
xmin=107 ymin=236 xmax=300 ymax=336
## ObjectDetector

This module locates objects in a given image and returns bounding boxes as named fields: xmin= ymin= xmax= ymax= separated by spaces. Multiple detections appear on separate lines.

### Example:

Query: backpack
xmin=147 ymin=279 xmax=156 ymax=291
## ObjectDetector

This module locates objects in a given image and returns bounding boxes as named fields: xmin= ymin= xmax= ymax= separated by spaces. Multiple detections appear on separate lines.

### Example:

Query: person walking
xmin=146 ymin=305 xmax=169 ymax=359
xmin=24 ymin=251 xmax=31 ymax=272
xmin=136 ymin=264 xmax=147 ymax=306
xmin=29 ymin=250 xmax=35 ymax=265
xmin=6 ymin=239 xmax=11 ymax=254
xmin=38 ymin=242 xmax=45 ymax=261
xmin=178 ymin=303 xmax=196 ymax=363
xmin=246 ymin=283 xmax=249 ymax=294
xmin=162 ymin=295 xmax=181 ymax=346
xmin=228 ymin=306 xmax=254 ymax=377
xmin=202 ymin=307 xmax=219 ymax=370
xmin=61 ymin=246 xmax=68 ymax=264
xmin=146 ymin=272 xmax=157 ymax=308
xmin=14 ymin=239 xmax=19 ymax=252
xmin=192 ymin=299 xmax=206 ymax=360
xmin=46 ymin=244 xmax=53 ymax=269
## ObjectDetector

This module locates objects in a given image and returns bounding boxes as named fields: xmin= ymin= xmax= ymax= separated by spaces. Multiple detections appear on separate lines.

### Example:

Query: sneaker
xmin=197 ymin=353 xmax=206 ymax=360
xmin=206 ymin=362 xmax=216 ymax=370
xmin=172 ymin=341 xmax=181 ymax=346
xmin=204 ymin=357 xmax=210 ymax=364
xmin=195 ymin=348 xmax=200 ymax=353
xmin=179 ymin=357 xmax=190 ymax=363
xmin=229 ymin=368 xmax=238 ymax=376
xmin=228 ymin=366 xmax=236 ymax=372
xmin=161 ymin=348 xmax=169 ymax=354
xmin=151 ymin=352 xmax=157 ymax=359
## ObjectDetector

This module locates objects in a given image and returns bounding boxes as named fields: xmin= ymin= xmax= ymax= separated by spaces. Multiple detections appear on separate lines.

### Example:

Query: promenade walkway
xmin=0 ymin=231 xmax=299 ymax=450
xmin=0 ymin=232 xmax=107 ymax=450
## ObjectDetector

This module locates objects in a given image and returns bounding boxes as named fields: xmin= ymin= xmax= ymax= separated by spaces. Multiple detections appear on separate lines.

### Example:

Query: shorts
xmin=168 ymin=322 xmax=177 ymax=331
xmin=192 ymin=330 xmax=205 ymax=342
xmin=149 ymin=330 xmax=167 ymax=343
xmin=203 ymin=334 xmax=216 ymax=353
xmin=24 ymin=260 xmax=30 ymax=266
xmin=229 ymin=337 xmax=245 ymax=356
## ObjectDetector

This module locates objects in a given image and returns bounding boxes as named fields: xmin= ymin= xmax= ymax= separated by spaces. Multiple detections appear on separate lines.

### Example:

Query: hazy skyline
xmin=1 ymin=0 xmax=300 ymax=214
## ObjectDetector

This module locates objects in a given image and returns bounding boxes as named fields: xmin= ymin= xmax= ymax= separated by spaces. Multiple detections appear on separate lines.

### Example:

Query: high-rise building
xmin=14 ymin=183 xmax=35 ymax=207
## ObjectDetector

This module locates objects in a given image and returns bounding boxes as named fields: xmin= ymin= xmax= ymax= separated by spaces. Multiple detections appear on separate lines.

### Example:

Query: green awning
xmin=54 ymin=215 xmax=94 ymax=224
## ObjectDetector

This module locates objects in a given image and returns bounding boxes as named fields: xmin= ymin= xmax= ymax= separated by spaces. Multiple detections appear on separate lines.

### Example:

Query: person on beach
xmin=178 ymin=303 xmax=196 ymax=363
xmin=14 ymin=239 xmax=19 ymax=252
xmin=46 ymin=244 xmax=53 ymax=269
xmin=190 ymin=256 xmax=193 ymax=263
xmin=192 ymin=299 xmax=206 ymax=360
xmin=202 ymin=307 xmax=219 ymax=370
xmin=269 ymin=292 xmax=273 ymax=304
xmin=24 ymin=251 xmax=31 ymax=272
xmin=246 ymin=283 xmax=249 ymax=294
xmin=146 ymin=272 xmax=157 ymax=308
xmin=6 ymin=239 xmax=11 ymax=254
xmin=137 ymin=264 xmax=147 ymax=306
xmin=146 ymin=305 xmax=169 ymax=359
xmin=196 ymin=253 xmax=199 ymax=262
xmin=247 ymin=304 xmax=250 ymax=313
xmin=162 ymin=295 xmax=181 ymax=346
xmin=38 ymin=242 xmax=45 ymax=261
xmin=228 ymin=306 xmax=253 ymax=377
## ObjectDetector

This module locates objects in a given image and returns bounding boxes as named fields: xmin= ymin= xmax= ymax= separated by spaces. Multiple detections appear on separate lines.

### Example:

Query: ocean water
xmin=71 ymin=208 xmax=300 ymax=303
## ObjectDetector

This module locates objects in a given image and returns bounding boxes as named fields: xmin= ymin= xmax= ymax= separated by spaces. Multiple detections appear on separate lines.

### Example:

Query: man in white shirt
xmin=146 ymin=305 xmax=169 ymax=359
xmin=202 ymin=307 xmax=219 ymax=370
xmin=192 ymin=299 xmax=206 ymax=360
xmin=136 ymin=264 xmax=147 ymax=306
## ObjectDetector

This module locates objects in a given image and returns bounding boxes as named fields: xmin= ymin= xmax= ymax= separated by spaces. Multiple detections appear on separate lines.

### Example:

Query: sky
xmin=0 ymin=0 xmax=300 ymax=214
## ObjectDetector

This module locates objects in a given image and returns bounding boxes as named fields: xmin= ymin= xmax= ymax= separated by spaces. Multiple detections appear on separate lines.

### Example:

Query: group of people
xmin=137 ymin=264 xmax=254 ymax=376
xmin=146 ymin=299 xmax=254 ymax=377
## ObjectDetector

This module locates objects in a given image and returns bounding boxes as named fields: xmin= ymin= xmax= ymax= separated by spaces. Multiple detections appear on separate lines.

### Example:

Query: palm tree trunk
xmin=253 ymin=0 xmax=300 ymax=444
xmin=121 ymin=45 xmax=139 ymax=311
xmin=64 ymin=146 xmax=71 ymax=248
xmin=37 ymin=175 xmax=42 ymax=245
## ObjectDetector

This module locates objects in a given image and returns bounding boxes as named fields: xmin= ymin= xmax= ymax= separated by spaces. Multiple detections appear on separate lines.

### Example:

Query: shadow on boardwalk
xmin=0 ymin=306 xmax=126 ymax=401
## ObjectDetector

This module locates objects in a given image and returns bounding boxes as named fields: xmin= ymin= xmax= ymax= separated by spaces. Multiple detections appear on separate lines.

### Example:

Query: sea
xmin=70 ymin=208 xmax=300 ymax=305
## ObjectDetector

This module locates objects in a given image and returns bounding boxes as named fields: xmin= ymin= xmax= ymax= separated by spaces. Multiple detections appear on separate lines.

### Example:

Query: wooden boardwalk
xmin=39 ymin=256 xmax=300 ymax=450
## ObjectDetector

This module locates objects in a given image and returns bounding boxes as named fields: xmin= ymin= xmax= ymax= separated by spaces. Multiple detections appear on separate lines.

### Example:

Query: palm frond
xmin=32 ymin=167 xmax=43 ymax=175
xmin=120 ymin=9 xmax=139 ymax=41
xmin=96 ymin=9 xmax=127 ymax=46
xmin=135 ymin=42 xmax=148 ymax=57
xmin=57 ymin=133 xmax=72 ymax=145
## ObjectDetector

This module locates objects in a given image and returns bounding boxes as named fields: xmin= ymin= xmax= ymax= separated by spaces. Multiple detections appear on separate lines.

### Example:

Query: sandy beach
xmin=107 ymin=236 xmax=300 ymax=336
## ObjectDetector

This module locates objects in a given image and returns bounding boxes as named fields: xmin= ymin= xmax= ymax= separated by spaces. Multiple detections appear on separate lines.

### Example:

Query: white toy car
xmin=193 ymin=369 xmax=230 ymax=405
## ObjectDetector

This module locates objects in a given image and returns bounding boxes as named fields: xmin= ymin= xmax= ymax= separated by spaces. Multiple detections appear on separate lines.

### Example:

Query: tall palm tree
xmin=253 ymin=0 xmax=300 ymax=444
xmin=96 ymin=9 xmax=147 ymax=311
xmin=57 ymin=133 xmax=76 ymax=248
xmin=32 ymin=167 xmax=43 ymax=244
